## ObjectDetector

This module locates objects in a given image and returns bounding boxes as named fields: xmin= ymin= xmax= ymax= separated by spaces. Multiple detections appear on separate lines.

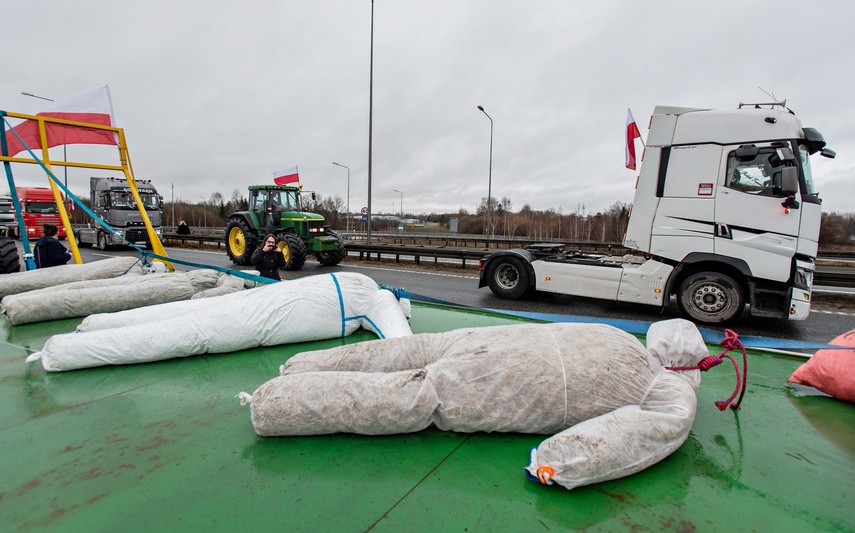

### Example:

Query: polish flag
xmin=625 ymin=108 xmax=642 ymax=170
xmin=3 ymin=85 xmax=118 ymax=157
xmin=273 ymin=166 xmax=299 ymax=185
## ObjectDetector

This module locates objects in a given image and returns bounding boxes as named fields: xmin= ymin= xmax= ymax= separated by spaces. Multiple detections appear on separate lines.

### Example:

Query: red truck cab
xmin=12 ymin=187 xmax=66 ymax=240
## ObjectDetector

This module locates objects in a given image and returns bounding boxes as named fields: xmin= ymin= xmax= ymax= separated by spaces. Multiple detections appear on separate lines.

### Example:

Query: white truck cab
xmin=479 ymin=103 xmax=835 ymax=324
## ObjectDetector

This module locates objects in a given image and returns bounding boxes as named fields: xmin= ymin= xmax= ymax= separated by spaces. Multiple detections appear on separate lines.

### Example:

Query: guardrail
xmin=161 ymin=232 xmax=225 ymax=249
xmin=345 ymin=242 xmax=486 ymax=268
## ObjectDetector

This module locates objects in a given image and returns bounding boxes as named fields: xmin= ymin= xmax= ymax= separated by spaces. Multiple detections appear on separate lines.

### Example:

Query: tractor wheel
xmin=316 ymin=229 xmax=346 ymax=266
xmin=486 ymin=256 xmax=531 ymax=300
xmin=677 ymin=271 xmax=744 ymax=324
xmin=225 ymin=218 xmax=257 ymax=265
xmin=0 ymin=237 xmax=21 ymax=274
xmin=277 ymin=232 xmax=307 ymax=271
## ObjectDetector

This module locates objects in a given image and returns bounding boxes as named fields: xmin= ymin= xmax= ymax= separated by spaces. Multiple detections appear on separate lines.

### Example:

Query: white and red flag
xmin=273 ymin=166 xmax=299 ymax=185
xmin=625 ymin=108 xmax=642 ymax=170
xmin=3 ymin=85 xmax=118 ymax=156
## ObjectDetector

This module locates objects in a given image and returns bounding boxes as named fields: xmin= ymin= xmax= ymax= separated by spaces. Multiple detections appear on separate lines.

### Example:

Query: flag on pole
xmin=273 ymin=166 xmax=299 ymax=185
xmin=625 ymin=108 xmax=641 ymax=170
xmin=4 ymin=85 xmax=118 ymax=156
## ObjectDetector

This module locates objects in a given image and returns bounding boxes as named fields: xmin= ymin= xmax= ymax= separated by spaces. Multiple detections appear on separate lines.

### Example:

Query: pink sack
xmin=789 ymin=329 xmax=855 ymax=403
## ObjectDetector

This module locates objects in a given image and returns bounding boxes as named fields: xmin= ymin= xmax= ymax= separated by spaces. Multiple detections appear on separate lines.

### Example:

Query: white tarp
xmin=0 ymin=256 xmax=142 ymax=298
xmin=239 ymin=319 xmax=709 ymax=490
xmin=28 ymin=272 xmax=412 ymax=372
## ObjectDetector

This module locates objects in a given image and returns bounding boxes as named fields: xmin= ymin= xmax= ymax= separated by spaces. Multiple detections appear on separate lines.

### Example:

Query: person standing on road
xmin=251 ymin=234 xmax=286 ymax=281
xmin=34 ymin=224 xmax=72 ymax=268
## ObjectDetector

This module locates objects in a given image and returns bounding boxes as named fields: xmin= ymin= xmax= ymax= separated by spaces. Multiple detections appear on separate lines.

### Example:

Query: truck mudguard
xmin=478 ymin=248 xmax=537 ymax=288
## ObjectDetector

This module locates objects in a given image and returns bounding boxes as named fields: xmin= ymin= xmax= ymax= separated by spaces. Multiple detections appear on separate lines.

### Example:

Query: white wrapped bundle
xmin=1 ymin=269 xmax=222 ymax=325
xmin=190 ymin=270 xmax=259 ymax=299
xmin=240 ymin=319 xmax=709 ymax=490
xmin=0 ymin=256 xmax=142 ymax=298
xmin=28 ymin=272 xmax=412 ymax=372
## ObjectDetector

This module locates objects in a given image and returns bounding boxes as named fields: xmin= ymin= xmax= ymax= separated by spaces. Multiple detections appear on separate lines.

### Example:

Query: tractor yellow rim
xmin=277 ymin=241 xmax=290 ymax=262
xmin=229 ymin=227 xmax=246 ymax=256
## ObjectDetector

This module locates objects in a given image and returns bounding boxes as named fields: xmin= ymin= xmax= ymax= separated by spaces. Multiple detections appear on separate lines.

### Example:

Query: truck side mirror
xmin=821 ymin=147 xmax=836 ymax=159
xmin=780 ymin=167 xmax=798 ymax=196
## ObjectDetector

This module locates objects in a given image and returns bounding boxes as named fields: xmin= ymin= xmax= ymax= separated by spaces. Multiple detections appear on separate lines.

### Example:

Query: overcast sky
xmin=3 ymin=0 xmax=853 ymax=217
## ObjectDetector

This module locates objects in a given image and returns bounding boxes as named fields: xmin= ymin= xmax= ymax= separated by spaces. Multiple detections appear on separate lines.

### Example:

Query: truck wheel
xmin=316 ymin=229 xmax=346 ymax=266
xmin=0 ymin=237 xmax=21 ymax=274
xmin=225 ymin=218 xmax=257 ymax=265
xmin=97 ymin=232 xmax=112 ymax=251
xmin=278 ymin=232 xmax=307 ymax=271
xmin=487 ymin=256 xmax=530 ymax=299
xmin=677 ymin=272 xmax=744 ymax=324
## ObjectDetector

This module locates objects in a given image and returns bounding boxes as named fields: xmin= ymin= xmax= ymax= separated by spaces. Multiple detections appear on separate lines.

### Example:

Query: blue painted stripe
xmin=405 ymin=291 xmax=846 ymax=352
xmin=483 ymin=308 xmax=848 ymax=352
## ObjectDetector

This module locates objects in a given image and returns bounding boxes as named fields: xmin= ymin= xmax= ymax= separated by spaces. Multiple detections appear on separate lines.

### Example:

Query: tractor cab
xmin=250 ymin=187 xmax=301 ymax=230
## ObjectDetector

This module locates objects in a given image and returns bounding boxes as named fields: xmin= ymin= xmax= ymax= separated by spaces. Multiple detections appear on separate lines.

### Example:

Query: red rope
xmin=666 ymin=329 xmax=748 ymax=411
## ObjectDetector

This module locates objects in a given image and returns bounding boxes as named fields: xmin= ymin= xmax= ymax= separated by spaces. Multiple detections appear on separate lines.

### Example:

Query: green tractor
xmin=225 ymin=184 xmax=346 ymax=271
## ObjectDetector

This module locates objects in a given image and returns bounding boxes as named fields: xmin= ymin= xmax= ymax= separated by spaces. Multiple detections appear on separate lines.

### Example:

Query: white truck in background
xmin=479 ymin=103 xmax=836 ymax=324
xmin=74 ymin=177 xmax=164 ymax=250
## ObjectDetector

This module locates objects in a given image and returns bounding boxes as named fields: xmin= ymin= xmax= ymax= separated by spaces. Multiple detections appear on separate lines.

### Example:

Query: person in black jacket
xmin=176 ymin=220 xmax=191 ymax=235
xmin=34 ymin=224 xmax=72 ymax=268
xmin=251 ymin=234 xmax=286 ymax=280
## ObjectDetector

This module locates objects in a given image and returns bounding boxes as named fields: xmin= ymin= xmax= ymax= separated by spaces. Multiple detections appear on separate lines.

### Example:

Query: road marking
xmin=347 ymin=264 xmax=479 ymax=280
xmin=813 ymin=309 xmax=855 ymax=317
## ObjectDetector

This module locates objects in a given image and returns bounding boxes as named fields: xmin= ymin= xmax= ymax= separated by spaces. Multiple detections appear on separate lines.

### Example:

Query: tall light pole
xmin=21 ymin=92 xmax=68 ymax=195
xmin=477 ymin=105 xmax=493 ymax=238
xmin=332 ymin=162 xmax=350 ymax=232
xmin=367 ymin=0 xmax=375 ymax=243
xmin=200 ymin=196 xmax=206 ymax=228
xmin=393 ymin=189 xmax=403 ymax=222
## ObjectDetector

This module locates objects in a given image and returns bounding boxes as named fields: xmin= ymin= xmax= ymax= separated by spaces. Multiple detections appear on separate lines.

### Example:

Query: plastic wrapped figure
xmin=239 ymin=318 xmax=712 ymax=490
xmin=28 ymin=272 xmax=412 ymax=372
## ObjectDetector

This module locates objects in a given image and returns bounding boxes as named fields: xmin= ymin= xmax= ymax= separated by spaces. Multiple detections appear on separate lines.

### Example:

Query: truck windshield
xmin=798 ymin=145 xmax=818 ymax=196
xmin=25 ymin=202 xmax=57 ymax=214
xmin=110 ymin=191 xmax=159 ymax=210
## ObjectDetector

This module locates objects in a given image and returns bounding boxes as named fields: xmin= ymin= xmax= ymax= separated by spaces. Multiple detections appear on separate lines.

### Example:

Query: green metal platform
xmin=1 ymin=304 xmax=853 ymax=532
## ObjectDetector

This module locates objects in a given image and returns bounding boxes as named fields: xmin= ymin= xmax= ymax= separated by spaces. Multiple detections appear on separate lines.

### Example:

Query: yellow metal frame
xmin=0 ymin=111 xmax=172 ymax=270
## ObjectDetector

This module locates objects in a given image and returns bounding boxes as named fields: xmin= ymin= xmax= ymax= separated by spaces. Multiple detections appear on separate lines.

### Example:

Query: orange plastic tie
xmin=537 ymin=466 xmax=555 ymax=485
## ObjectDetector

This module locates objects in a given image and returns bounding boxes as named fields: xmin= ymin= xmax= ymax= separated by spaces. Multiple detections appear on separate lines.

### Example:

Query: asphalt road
xmin=63 ymin=244 xmax=854 ymax=351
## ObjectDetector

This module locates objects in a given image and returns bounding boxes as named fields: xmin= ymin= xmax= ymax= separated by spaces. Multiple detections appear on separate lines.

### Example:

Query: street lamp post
xmin=21 ymin=92 xmax=68 ymax=194
xmin=200 ymin=197 xmax=206 ymax=228
xmin=367 ymin=0 xmax=375 ymax=243
xmin=393 ymin=189 xmax=403 ymax=222
xmin=332 ymin=162 xmax=350 ymax=232
xmin=477 ymin=105 xmax=493 ymax=238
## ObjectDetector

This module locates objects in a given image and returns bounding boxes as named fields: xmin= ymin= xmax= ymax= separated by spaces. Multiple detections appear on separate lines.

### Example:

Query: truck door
xmin=714 ymin=144 xmax=801 ymax=282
